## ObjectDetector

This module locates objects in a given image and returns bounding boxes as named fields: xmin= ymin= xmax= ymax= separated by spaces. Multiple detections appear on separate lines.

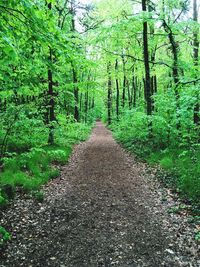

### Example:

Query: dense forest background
xmin=0 ymin=0 xmax=199 ymax=223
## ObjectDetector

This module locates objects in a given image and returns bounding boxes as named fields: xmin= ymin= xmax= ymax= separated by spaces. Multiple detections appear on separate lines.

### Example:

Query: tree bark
xmin=127 ymin=80 xmax=131 ymax=109
xmin=142 ymin=0 xmax=152 ymax=116
xmin=47 ymin=2 xmax=56 ymax=145
xmin=115 ymin=59 xmax=120 ymax=119
xmin=163 ymin=21 xmax=180 ymax=92
xmin=163 ymin=20 xmax=181 ymax=130
xmin=132 ymin=74 xmax=137 ymax=108
xmin=47 ymin=50 xmax=56 ymax=145
xmin=72 ymin=65 xmax=79 ymax=122
xmin=193 ymin=0 xmax=199 ymax=126
xmin=122 ymin=55 xmax=126 ymax=108
xmin=84 ymin=90 xmax=88 ymax=123
xmin=70 ymin=1 xmax=79 ymax=122
xmin=107 ymin=62 xmax=112 ymax=125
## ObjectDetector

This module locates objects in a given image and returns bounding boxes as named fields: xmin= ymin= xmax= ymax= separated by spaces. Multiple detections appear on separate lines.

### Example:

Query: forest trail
xmin=0 ymin=122 xmax=190 ymax=267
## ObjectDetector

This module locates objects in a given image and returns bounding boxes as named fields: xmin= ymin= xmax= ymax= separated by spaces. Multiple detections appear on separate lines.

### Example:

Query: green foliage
xmin=32 ymin=190 xmax=44 ymax=202
xmin=195 ymin=232 xmax=200 ymax=241
xmin=167 ymin=204 xmax=188 ymax=214
xmin=0 ymin=0 xmax=199 ymax=232
xmin=0 ymin=226 xmax=11 ymax=246
xmin=111 ymin=110 xmax=200 ymax=205
xmin=160 ymin=157 xmax=174 ymax=169
xmin=45 ymin=147 xmax=71 ymax=165
xmin=0 ymin=121 xmax=92 ymax=204
xmin=0 ymin=192 xmax=8 ymax=207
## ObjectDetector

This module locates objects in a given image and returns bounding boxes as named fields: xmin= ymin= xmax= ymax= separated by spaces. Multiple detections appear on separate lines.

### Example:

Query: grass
xmin=148 ymin=148 xmax=200 ymax=204
xmin=0 ymin=120 xmax=93 ymax=240
xmin=0 ymin=121 xmax=93 ymax=207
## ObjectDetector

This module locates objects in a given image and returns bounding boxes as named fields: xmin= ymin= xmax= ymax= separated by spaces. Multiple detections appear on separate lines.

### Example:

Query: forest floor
xmin=0 ymin=122 xmax=199 ymax=267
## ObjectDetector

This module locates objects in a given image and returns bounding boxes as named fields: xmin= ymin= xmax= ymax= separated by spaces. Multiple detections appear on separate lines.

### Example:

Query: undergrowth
xmin=110 ymin=110 xmax=200 ymax=209
xmin=0 ymin=226 xmax=11 ymax=246
xmin=0 ymin=120 xmax=92 ymax=208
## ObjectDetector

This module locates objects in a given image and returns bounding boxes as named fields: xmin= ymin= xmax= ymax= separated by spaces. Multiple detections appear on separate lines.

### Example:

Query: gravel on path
xmin=0 ymin=122 xmax=199 ymax=267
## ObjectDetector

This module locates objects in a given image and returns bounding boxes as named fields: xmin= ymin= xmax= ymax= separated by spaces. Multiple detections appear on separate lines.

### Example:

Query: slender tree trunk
xmin=72 ymin=66 xmax=79 ymax=121
xmin=163 ymin=21 xmax=179 ymax=89
xmin=139 ymin=81 xmax=142 ymax=98
xmin=107 ymin=62 xmax=112 ymax=125
xmin=4 ymin=99 xmax=6 ymax=111
xmin=70 ymin=1 xmax=79 ymax=122
xmin=115 ymin=59 xmax=120 ymax=119
xmin=133 ymin=74 xmax=137 ymax=108
xmin=89 ymin=97 xmax=92 ymax=110
xmin=84 ymin=71 xmax=91 ymax=123
xmin=154 ymin=75 xmax=157 ymax=93
xmin=85 ymin=90 xmax=88 ymax=123
xmin=92 ymin=97 xmax=95 ymax=109
xmin=47 ymin=2 xmax=56 ymax=145
xmin=193 ymin=0 xmax=200 ymax=126
xmin=193 ymin=0 xmax=199 ymax=67
xmin=127 ymin=80 xmax=131 ymax=109
xmin=149 ymin=2 xmax=156 ymax=111
xmin=142 ymin=0 xmax=152 ymax=116
xmin=47 ymin=50 xmax=56 ymax=145
xmin=79 ymin=92 xmax=82 ymax=114
xmin=122 ymin=55 xmax=126 ymax=108
xmin=163 ymin=20 xmax=181 ymax=131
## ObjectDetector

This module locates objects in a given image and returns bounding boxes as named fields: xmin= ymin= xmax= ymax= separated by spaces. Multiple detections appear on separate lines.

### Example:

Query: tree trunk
xmin=193 ymin=0 xmax=199 ymax=67
xmin=70 ymin=1 xmax=79 ymax=122
xmin=115 ymin=59 xmax=120 ymax=119
xmin=79 ymin=92 xmax=82 ymax=114
xmin=47 ymin=2 xmax=56 ymax=145
xmin=133 ymin=75 xmax=137 ymax=108
xmin=142 ymin=0 xmax=152 ymax=116
xmin=163 ymin=20 xmax=181 ymax=130
xmin=127 ymin=80 xmax=131 ymax=109
xmin=47 ymin=51 xmax=56 ymax=145
xmin=193 ymin=0 xmax=199 ymax=126
xmin=163 ymin=21 xmax=179 ymax=90
xmin=85 ymin=91 xmax=88 ymax=123
xmin=107 ymin=62 xmax=112 ymax=125
xmin=122 ymin=55 xmax=126 ymax=108
xmin=72 ymin=66 xmax=79 ymax=122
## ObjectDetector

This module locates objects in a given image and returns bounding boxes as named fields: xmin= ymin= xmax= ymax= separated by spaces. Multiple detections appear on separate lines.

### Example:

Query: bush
xmin=0 ymin=120 xmax=93 ymax=204
xmin=32 ymin=190 xmax=44 ymax=202
xmin=0 ymin=226 xmax=11 ymax=246
xmin=111 ymin=110 xmax=200 ymax=206
xmin=0 ymin=192 xmax=8 ymax=207
xmin=160 ymin=157 xmax=174 ymax=169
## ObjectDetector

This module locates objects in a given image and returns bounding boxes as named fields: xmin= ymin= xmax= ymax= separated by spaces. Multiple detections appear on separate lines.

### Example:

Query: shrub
xmin=0 ymin=226 xmax=11 ymax=245
xmin=111 ymin=110 xmax=200 ymax=206
xmin=160 ymin=157 xmax=174 ymax=169
xmin=0 ymin=120 xmax=93 ymax=204
xmin=32 ymin=190 xmax=44 ymax=202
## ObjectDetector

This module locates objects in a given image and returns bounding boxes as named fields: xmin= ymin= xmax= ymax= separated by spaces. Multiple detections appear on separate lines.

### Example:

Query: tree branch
xmin=176 ymin=78 xmax=200 ymax=88
xmin=94 ymin=45 xmax=173 ymax=68
xmin=0 ymin=5 xmax=29 ymax=20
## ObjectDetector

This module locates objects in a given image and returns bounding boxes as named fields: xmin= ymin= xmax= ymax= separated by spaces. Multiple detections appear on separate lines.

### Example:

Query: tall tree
xmin=107 ymin=62 xmax=112 ymax=125
xmin=142 ymin=0 xmax=152 ymax=116
xmin=115 ymin=59 xmax=120 ymax=119
xmin=47 ymin=1 xmax=56 ymax=145
xmin=70 ymin=0 xmax=79 ymax=122
xmin=193 ymin=0 xmax=199 ymax=126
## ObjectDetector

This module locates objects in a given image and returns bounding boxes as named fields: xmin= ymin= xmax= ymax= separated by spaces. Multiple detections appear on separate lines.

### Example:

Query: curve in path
xmin=1 ymin=122 xmax=177 ymax=267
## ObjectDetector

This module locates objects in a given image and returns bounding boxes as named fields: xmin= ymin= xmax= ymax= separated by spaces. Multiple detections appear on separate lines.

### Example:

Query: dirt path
xmin=0 ymin=122 xmax=199 ymax=266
